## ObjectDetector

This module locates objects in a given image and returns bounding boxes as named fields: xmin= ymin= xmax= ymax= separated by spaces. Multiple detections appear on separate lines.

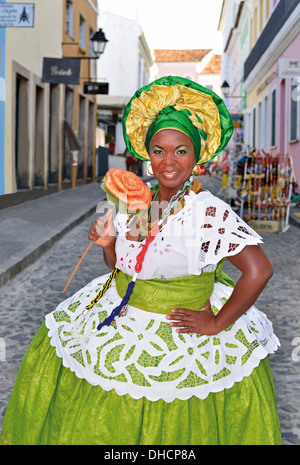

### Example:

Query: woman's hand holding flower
xmin=88 ymin=208 xmax=116 ymax=249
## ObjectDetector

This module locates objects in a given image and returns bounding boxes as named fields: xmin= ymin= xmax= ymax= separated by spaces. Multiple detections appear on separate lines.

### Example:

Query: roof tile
xmin=154 ymin=49 xmax=212 ymax=62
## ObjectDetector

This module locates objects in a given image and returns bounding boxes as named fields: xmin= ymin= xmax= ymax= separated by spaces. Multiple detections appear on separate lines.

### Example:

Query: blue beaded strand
xmin=97 ymin=280 xmax=136 ymax=330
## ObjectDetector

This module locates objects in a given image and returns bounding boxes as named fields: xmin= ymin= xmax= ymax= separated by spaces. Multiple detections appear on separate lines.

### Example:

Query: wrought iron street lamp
xmin=63 ymin=28 xmax=108 ymax=60
xmin=90 ymin=28 xmax=109 ymax=57
xmin=221 ymin=80 xmax=230 ymax=96
xmin=221 ymin=80 xmax=246 ymax=99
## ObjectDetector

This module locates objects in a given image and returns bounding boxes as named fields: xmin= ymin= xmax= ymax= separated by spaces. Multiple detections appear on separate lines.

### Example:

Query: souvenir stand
xmin=238 ymin=153 xmax=294 ymax=233
xmin=217 ymin=115 xmax=244 ymax=205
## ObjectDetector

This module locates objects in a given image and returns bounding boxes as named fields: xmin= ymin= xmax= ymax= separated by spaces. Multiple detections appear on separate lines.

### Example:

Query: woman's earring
xmin=147 ymin=163 xmax=154 ymax=176
xmin=192 ymin=165 xmax=201 ymax=176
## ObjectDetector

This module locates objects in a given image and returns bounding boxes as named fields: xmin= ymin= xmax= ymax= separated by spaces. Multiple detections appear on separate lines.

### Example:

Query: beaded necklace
xmin=82 ymin=178 xmax=203 ymax=331
xmin=136 ymin=187 xmax=160 ymax=243
xmin=95 ymin=178 xmax=194 ymax=330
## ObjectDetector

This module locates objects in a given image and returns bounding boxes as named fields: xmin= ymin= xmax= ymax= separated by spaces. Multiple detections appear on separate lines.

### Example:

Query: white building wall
xmin=97 ymin=10 xmax=143 ymax=97
xmin=97 ymin=9 xmax=153 ymax=155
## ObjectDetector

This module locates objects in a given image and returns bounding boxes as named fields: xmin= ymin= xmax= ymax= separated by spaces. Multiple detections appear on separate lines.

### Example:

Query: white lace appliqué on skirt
xmin=45 ymin=273 xmax=280 ymax=402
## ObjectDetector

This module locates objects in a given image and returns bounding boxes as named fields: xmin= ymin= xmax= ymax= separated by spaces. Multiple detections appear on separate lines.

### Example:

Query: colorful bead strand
xmin=96 ymin=179 xmax=192 ymax=330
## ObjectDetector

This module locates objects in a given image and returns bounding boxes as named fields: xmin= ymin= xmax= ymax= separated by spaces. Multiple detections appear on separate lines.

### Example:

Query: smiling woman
xmin=0 ymin=76 xmax=282 ymax=446
xmin=149 ymin=130 xmax=196 ymax=201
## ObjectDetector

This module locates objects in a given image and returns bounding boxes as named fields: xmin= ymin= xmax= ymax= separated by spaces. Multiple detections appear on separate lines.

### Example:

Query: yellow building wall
xmin=62 ymin=0 xmax=98 ymax=183
xmin=249 ymin=0 xmax=272 ymax=51
xmin=5 ymin=0 xmax=63 ymax=193
xmin=4 ymin=0 xmax=98 ymax=194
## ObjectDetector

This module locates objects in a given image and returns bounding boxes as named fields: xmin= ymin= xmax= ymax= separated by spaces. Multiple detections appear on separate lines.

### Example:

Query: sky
xmin=99 ymin=0 xmax=224 ymax=53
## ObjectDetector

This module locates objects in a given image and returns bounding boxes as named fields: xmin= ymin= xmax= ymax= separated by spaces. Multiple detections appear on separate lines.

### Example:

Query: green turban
xmin=123 ymin=76 xmax=233 ymax=165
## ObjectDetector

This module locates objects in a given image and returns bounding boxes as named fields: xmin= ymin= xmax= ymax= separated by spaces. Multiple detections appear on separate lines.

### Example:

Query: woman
xmin=1 ymin=76 xmax=281 ymax=445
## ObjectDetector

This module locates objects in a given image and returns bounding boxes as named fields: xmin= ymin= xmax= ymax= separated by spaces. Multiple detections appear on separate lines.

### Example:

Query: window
xmin=66 ymin=0 xmax=74 ymax=38
xmin=245 ymin=111 xmax=251 ymax=147
xmin=259 ymin=0 xmax=263 ymax=32
xmin=89 ymin=29 xmax=94 ymax=57
xmin=254 ymin=7 xmax=258 ymax=42
xmin=79 ymin=16 xmax=86 ymax=50
xmin=264 ymin=95 xmax=268 ymax=151
xmin=89 ymin=28 xmax=96 ymax=80
xmin=266 ymin=0 xmax=270 ymax=20
xmin=258 ymin=101 xmax=262 ymax=150
xmin=271 ymin=89 xmax=276 ymax=146
xmin=0 ymin=77 xmax=5 ymax=102
xmin=252 ymin=108 xmax=256 ymax=149
xmin=290 ymin=78 xmax=299 ymax=141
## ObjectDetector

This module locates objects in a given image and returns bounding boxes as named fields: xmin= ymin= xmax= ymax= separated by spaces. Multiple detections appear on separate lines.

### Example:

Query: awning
xmin=97 ymin=94 xmax=130 ymax=110
xmin=64 ymin=120 xmax=82 ymax=150
xmin=97 ymin=113 xmax=117 ymax=126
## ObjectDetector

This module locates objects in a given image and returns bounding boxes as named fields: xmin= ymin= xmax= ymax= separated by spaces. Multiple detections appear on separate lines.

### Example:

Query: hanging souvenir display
xmin=237 ymin=153 xmax=293 ymax=233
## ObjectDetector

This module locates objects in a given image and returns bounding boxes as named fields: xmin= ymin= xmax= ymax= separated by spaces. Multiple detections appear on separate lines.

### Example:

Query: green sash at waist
xmin=115 ymin=259 xmax=235 ymax=315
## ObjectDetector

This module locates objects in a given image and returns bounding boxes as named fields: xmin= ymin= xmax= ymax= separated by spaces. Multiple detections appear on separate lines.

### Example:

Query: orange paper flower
xmin=105 ymin=169 xmax=152 ymax=211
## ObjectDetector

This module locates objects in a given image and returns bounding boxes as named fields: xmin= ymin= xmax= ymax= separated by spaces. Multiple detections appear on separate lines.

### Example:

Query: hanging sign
xmin=84 ymin=82 xmax=109 ymax=95
xmin=0 ymin=3 xmax=35 ymax=28
xmin=279 ymin=58 xmax=300 ymax=78
xmin=42 ymin=58 xmax=81 ymax=85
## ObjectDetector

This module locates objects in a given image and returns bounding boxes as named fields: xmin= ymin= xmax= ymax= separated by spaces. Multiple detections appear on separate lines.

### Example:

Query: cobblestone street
xmin=0 ymin=175 xmax=300 ymax=445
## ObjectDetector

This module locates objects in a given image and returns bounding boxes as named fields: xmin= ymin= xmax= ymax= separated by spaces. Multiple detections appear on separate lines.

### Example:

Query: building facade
xmin=218 ymin=1 xmax=250 ymax=157
xmin=2 ymin=0 xmax=99 ymax=196
xmin=96 ymin=9 xmax=153 ymax=156
xmin=3 ymin=0 xmax=63 ymax=194
xmin=244 ymin=0 xmax=300 ymax=183
xmin=219 ymin=0 xmax=300 ymax=183
xmin=219 ymin=0 xmax=249 ymax=115
xmin=62 ymin=0 xmax=98 ymax=186
xmin=0 ymin=0 xmax=6 ymax=195
xmin=153 ymin=49 xmax=222 ymax=96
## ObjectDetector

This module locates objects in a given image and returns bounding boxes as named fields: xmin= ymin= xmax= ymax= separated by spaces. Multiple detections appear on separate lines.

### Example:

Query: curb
xmin=0 ymin=176 xmax=155 ymax=288
xmin=0 ymin=202 xmax=100 ymax=288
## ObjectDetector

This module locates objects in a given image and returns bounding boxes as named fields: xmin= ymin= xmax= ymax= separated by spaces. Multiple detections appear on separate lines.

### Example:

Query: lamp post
xmin=63 ymin=28 xmax=108 ymax=60
xmin=221 ymin=80 xmax=230 ymax=96
xmin=90 ymin=28 xmax=108 ymax=58
xmin=221 ymin=80 xmax=246 ymax=112
xmin=89 ymin=28 xmax=108 ymax=183
xmin=221 ymin=80 xmax=246 ymax=100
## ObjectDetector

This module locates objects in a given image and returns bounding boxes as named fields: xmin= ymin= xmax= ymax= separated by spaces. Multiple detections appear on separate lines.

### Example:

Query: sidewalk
xmin=0 ymin=183 xmax=107 ymax=287
xmin=0 ymin=155 xmax=127 ymax=287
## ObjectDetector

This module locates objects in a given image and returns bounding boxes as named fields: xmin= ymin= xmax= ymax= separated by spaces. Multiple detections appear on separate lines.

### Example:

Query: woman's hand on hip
xmin=166 ymin=300 xmax=218 ymax=335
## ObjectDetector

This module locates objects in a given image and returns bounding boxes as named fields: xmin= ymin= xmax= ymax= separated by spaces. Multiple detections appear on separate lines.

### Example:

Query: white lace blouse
xmin=114 ymin=190 xmax=262 ymax=280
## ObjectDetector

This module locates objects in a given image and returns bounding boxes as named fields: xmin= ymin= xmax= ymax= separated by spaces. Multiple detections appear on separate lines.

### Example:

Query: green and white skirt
xmin=1 ymin=270 xmax=282 ymax=445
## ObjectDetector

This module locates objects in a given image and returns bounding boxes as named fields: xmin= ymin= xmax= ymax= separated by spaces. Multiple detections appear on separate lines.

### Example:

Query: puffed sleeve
xmin=194 ymin=192 xmax=263 ymax=267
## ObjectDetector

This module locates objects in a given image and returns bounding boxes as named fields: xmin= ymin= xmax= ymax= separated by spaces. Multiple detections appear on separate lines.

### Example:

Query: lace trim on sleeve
xmin=198 ymin=195 xmax=263 ymax=266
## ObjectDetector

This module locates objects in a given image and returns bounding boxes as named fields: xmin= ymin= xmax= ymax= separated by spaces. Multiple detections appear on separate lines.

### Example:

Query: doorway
xmin=48 ymin=84 xmax=60 ymax=184
xmin=34 ymin=85 xmax=45 ymax=187
xmin=15 ymin=74 xmax=29 ymax=189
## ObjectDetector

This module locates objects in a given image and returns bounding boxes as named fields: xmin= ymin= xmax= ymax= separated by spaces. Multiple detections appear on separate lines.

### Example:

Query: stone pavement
xmin=0 ymin=154 xmax=127 ymax=288
xmin=0 ymin=173 xmax=300 ymax=444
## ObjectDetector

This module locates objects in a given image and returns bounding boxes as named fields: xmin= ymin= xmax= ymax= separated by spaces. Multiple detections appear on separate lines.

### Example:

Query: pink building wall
xmin=268 ymin=34 xmax=300 ymax=184
xmin=228 ymin=43 xmax=242 ymax=113
xmin=272 ymin=0 xmax=280 ymax=12
xmin=155 ymin=62 xmax=199 ymax=81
